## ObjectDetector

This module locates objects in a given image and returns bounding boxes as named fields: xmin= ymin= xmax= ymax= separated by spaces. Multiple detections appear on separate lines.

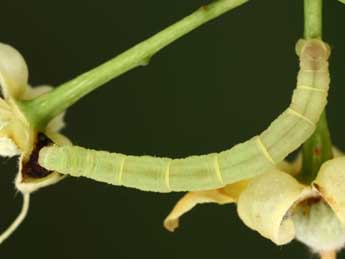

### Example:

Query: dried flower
xmin=164 ymin=149 xmax=345 ymax=258
xmin=0 ymin=43 xmax=70 ymax=243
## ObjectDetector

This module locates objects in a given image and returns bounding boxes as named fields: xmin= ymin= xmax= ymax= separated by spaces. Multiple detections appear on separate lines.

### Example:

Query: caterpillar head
xmin=295 ymin=39 xmax=331 ymax=70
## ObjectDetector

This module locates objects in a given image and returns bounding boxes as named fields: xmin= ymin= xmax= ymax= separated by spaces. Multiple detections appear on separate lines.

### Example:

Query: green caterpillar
xmin=39 ymin=39 xmax=330 ymax=192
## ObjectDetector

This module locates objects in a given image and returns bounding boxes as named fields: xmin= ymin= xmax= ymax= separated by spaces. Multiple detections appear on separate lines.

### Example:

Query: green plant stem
xmin=19 ymin=0 xmax=248 ymax=130
xmin=299 ymin=112 xmax=333 ymax=184
xmin=299 ymin=0 xmax=333 ymax=184
xmin=304 ymin=0 xmax=322 ymax=39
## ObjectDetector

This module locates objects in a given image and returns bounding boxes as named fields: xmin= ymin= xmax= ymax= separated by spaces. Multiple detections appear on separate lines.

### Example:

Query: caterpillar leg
xmin=163 ymin=189 xmax=234 ymax=232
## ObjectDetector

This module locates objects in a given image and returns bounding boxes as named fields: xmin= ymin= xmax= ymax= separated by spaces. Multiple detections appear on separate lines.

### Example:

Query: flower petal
xmin=163 ymin=189 xmax=235 ymax=232
xmin=222 ymin=180 xmax=249 ymax=201
xmin=237 ymin=169 xmax=305 ymax=245
xmin=15 ymin=132 xmax=71 ymax=194
xmin=292 ymin=199 xmax=345 ymax=253
xmin=46 ymin=112 xmax=66 ymax=133
xmin=22 ymin=85 xmax=52 ymax=100
xmin=314 ymin=157 xmax=345 ymax=225
xmin=276 ymin=155 xmax=302 ymax=176
xmin=45 ymin=132 xmax=71 ymax=146
xmin=0 ymin=106 xmax=12 ymax=131
xmin=0 ymin=137 xmax=20 ymax=157
xmin=333 ymin=146 xmax=344 ymax=157
xmin=15 ymin=169 xmax=66 ymax=194
xmin=0 ymin=43 xmax=28 ymax=99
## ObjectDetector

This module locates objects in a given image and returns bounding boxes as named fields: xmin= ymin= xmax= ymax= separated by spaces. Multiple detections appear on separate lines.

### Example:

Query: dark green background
xmin=0 ymin=0 xmax=344 ymax=258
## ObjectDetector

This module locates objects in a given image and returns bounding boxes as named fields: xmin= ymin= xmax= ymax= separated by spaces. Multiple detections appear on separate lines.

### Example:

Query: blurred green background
xmin=0 ymin=0 xmax=344 ymax=258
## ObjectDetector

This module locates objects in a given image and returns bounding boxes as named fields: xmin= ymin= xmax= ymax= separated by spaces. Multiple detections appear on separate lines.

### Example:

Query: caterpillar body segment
xmin=39 ymin=138 xmax=273 ymax=192
xmin=39 ymin=39 xmax=331 ymax=192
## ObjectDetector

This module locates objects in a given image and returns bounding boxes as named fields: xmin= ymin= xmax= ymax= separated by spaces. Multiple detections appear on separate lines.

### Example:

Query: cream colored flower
xmin=0 ymin=43 xmax=70 ymax=243
xmin=164 ymin=149 xmax=345 ymax=258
